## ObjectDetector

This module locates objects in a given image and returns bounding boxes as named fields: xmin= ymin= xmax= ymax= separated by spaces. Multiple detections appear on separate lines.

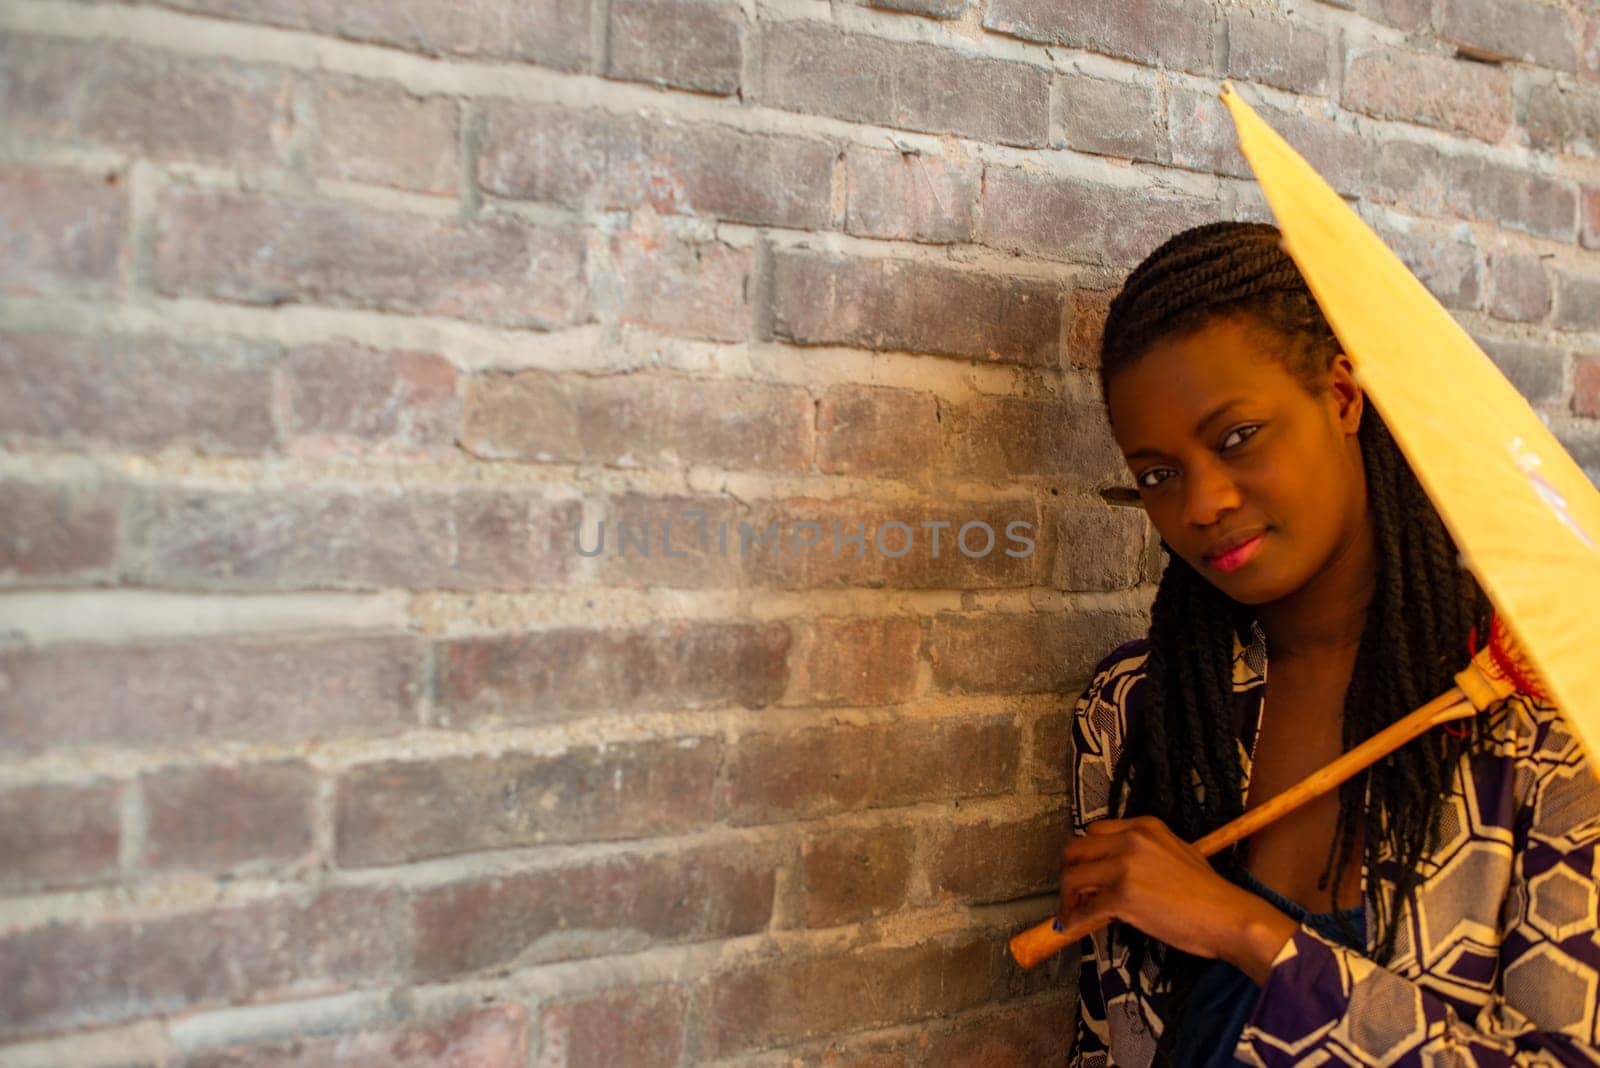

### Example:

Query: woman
xmin=1061 ymin=221 xmax=1600 ymax=1066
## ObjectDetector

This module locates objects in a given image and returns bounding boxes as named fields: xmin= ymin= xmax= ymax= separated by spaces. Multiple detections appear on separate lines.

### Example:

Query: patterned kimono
xmin=1067 ymin=620 xmax=1600 ymax=1066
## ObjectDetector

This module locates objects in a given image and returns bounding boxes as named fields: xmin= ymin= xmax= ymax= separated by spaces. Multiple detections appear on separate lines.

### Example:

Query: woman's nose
xmin=1182 ymin=459 xmax=1243 ymax=528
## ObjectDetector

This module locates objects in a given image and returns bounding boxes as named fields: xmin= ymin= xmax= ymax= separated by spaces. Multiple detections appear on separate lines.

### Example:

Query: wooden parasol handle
xmin=1009 ymin=686 xmax=1482 ymax=970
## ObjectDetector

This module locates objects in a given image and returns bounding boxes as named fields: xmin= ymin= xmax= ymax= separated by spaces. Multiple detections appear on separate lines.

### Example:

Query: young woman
xmin=1061 ymin=221 xmax=1600 ymax=1066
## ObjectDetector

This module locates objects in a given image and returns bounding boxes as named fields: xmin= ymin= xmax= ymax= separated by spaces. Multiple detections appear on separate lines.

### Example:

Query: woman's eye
xmin=1137 ymin=468 xmax=1171 ymax=489
xmin=1222 ymin=424 xmax=1261 ymax=450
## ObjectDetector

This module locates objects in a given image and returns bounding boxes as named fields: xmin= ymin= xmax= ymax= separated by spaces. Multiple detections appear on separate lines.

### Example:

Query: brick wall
xmin=3 ymin=0 xmax=1599 ymax=1063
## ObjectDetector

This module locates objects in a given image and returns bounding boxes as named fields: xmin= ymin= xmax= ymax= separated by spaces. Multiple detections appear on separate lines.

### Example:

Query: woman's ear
xmin=1329 ymin=352 xmax=1364 ymax=434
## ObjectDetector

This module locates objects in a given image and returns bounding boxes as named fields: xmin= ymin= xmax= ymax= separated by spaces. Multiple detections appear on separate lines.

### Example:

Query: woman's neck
xmin=1256 ymin=517 xmax=1378 ymax=666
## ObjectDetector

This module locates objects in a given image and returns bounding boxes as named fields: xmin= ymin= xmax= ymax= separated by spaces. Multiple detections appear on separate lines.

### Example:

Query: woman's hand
xmin=1059 ymin=815 xmax=1301 ymax=983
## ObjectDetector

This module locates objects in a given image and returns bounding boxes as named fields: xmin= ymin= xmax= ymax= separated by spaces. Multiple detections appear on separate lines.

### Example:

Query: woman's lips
xmin=1207 ymin=532 xmax=1266 ymax=572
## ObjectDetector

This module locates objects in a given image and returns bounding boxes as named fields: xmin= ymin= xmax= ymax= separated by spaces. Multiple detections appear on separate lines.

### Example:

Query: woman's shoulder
xmin=1073 ymin=636 xmax=1153 ymax=723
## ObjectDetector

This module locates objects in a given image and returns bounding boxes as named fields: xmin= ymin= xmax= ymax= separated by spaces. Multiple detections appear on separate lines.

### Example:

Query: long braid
xmin=1093 ymin=223 xmax=1497 ymax=1065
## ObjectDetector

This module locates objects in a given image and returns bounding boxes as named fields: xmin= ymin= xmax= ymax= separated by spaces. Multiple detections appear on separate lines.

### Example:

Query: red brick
xmin=860 ymin=0 xmax=967 ymax=15
xmin=1523 ymin=82 xmax=1600 ymax=157
xmin=0 ymin=780 xmax=121 ymax=892
xmin=695 ymin=935 xmax=996 ymax=1057
xmin=1486 ymin=252 xmax=1551 ymax=323
xmin=0 ymin=888 xmax=401 ymax=1040
xmin=435 ymin=621 xmax=790 ymax=725
xmin=928 ymin=809 xmax=1070 ymax=904
xmin=1476 ymin=335 xmax=1566 ymax=405
xmin=921 ymin=998 xmax=1072 ymax=1065
xmin=280 ymin=342 xmax=459 ymax=458
xmin=1574 ymin=354 xmax=1600 ymax=418
xmin=724 ymin=717 xmax=1019 ymax=824
xmin=310 ymin=77 xmax=459 ymax=194
xmin=941 ymin=395 xmax=1124 ymax=481
xmin=738 ymin=498 xmax=1041 ymax=590
xmin=123 ymin=485 xmax=578 ymax=591
xmin=588 ymin=494 xmax=746 ymax=589
xmin=787 ymin=616 xmax=921 ymax=706
xmin=1068 ymin=285 xmax=1117 ymax=368
xmin=1050 ymin=502 xmax=1149 ymax=591
xmin=143 ymin=761 xmax=315 ymax=873
xmin=796 ymin=824 xmax=915 ymax=927
xmin=1058 ymin=76 xmax=1165 ymax=163
xmin=608 ymin=0 xmax=743 ymax=95
xmin=0 ymin=35 xmax=292 ymax=166
xmin=0 ymin=634 xmax=423 ymax=752
xmin=538 ymin=985 xmax=687 ymax=1068
xmin=335 ymin=737 xmax=721 ymax=866
xmin=1342 ymin=45 xmax=1511 ymax=143
xmin=1453 ymin=158 xmax=1577 ymax=242
xmin=985 ymin=0 xmax=1213 ymax=75
xmin=0 ymin=331 xmax=276 ymax=455
xmin=156 ymin=0 xmax=590 ymax=69
xmin=187 ymin=1004 xmax=529 ymax=1068
xmin=1225 ymin=13 xmax=1329 ymax=95
xmin=1168 ymin=89 xmax=1363 ymax=196
xmin=1370 ymin=217 xmax=1481 ymax=311
xmin=1370 ymin=139 xmax=1454 ymax=217
xmin=981 ymin=165 xmax=1222 ymax=267
xmin=463 ymin=370 xmax=805 ymax=470
xmin=0 ymin=168 xmax=126 ymax=296
xmin=0 ymin=480 xmax=119 ymax=582
xmin=1583 ymin=187 xmax=1600 ymax=248
xmin=756 ymin=22 xmax=1050 ymax=147
xmin=768 ymin=249 xmax=1064 ymax=367
xmin=816 ymin=383 xmax=939 ymax=479
xmin=410 ymin=845 xmax=774 ymax=980
xmin=926 ymin=609 xmax=1145 ymax=695
xmin=1440 ymin=0 xmax=1575 ymax=68
xmin=478 ymin=105 xmax=833 ymax=229
xmin=843 ymin=145 xmax=981 ymax=244
xmin=1369 ymin=0 xmax=1431 ymax=29
xmin=1554 ymin=269 xmax=1600 ymax=331
xmin=154 ymin=188 xmax=587 ymax=329
xmin=610 ymin=227 xmax=752 ymax=341
xmin=1029 ymin=708 xmax=1072 ymax=795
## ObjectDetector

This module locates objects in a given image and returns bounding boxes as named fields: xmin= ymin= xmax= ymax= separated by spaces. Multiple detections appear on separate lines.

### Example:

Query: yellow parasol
xmin=1009 ymin=84 xmax=1600 ymax=971
xmin=1219 ymin=82 xmax=1600 ymax=779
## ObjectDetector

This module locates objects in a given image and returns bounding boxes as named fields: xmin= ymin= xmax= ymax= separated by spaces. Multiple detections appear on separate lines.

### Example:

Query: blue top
xmin=1171 ymin=868 xmax=1366 ymax=1067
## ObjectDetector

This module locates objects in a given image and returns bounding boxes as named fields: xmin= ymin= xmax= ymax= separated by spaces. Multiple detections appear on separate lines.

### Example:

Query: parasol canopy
xmin=1220 ymin=82 xmax=1600 ymax=779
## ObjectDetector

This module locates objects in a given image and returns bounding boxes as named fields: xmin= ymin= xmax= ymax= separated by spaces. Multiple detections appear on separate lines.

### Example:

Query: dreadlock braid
xmin=1093 ymin=222 xmax=1497 ymax=1065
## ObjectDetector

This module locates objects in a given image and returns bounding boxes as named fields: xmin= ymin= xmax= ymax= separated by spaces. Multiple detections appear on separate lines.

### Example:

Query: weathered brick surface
xmin=0 ymin=634 xmax=423 ymax=752
xmin=143 ymin=761 xmax=316 ymax=873
xmin=1371 ymin=217 xmax=1482 ymax=311
xmin=1225 ymin=12 xmax=1329 ymax=95
xmin=1343 ymin=45 xmax=1511 ymax=142
xmin=464 ymin=369 xmax=805 ymax=469
xmin=1575 ymin=354 xmax=1600 ymax=417
xmin=609 ymin=0 xmax=744 ymax=95
xmin=1439 ymin=0 xmax=1575 ymax=68
xmin=1476 ymin=335 xmax=1567 ymax=404
xmin=787 ymin=616 xmax=922 ymax=706
xmin=0 ymin=479 xmax=120 ymax=582
xmin=768 ymin=249 xmax=1064 ymax=367
xmin=280 ymin=342 xmax=459 ymax=457
xmin=156 ymin=0 xmax=591 ymax=68
xmin=1554 ymin=269 xmax=1600 ymax=331
xmin=435 ymin=621 xmax=790 ymax=725
xmin=1051 ymin=503 xmax=1150 ymax=591
xmin=1058 ymin=76 xmax=1166 ymax=162
xmin=723 ymin=717 xmax=1019 ymax=824
xmin=985 ymin=0 xmax=1214 ymax=74
xmin=1523 ymin=82 xmax=1600 ymax=157
xmin=155 ymin=189 xmax=588 ymax=329
xmin=478 ymin=105 xmax=834 ymax=228
xmin=756 ymin=23 xmax=1051 ymax=147
xmin=928 ymin=809 xmax=1070 ymax=903
xmin=310 ymin=77 xmax=459 ymax=194
xmin=335 ymin=737 xmax=721 ymax=865
xmin=1169 ymin=89 xmax=1364 ymax=195
xmin=588 ymin=493 xmax=748 ymax=589
xmin=927 ymin=609 xmax=1146 ymax=694
xmin=796 ymin=824 xmax=916 ymax=926
xmin=843 ymin=145 xmax=981 ymax=243
xmin=610 ymin=226 xmax=752 ymax=341
xmin=0 ymin=168 xmax=127 ymax=297
xmin=0 ymin=35 xmax=292 ymax=166
xmin=538 ymin=986 xmax=688 ymax=1068
xmin=186 ymin=1005 xmax=530 ymax=1068
xmin=0 ymin=331 xmax=276 ymax=455
xmin=0 ymin=781 xmax=122 ymax=892
xmin=1486 ymin=252 xmax=1552 ymax=322
xmin=0 ymin=888 xmax=401 ymax=1039
xmin=410 ymin=845 xmax=774 ymax=979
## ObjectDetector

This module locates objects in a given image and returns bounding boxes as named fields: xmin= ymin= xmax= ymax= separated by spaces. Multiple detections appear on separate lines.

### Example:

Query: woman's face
xmin=1104 ymin=312 xmax=1367 ymax=606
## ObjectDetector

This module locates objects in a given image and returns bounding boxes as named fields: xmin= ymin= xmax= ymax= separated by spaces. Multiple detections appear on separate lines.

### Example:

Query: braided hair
xmin=1093 ymin=222 xmax=1497 ymax=1064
